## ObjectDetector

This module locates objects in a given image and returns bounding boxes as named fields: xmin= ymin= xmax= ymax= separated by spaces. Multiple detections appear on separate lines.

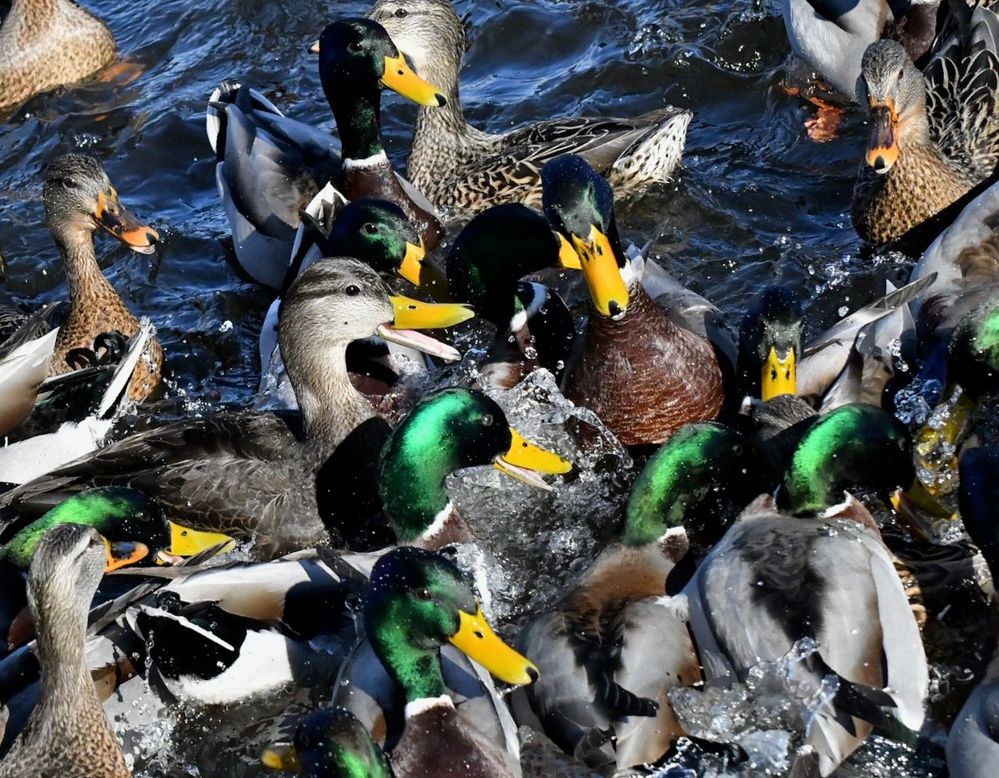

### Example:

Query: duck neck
xmin=281 ymin=336 xmax=375 ymax=460
xmin=33 ymin=593 xmax=94 ymax=716
xmin=380 ymin=449 xmax=453 ymax=543
xmin=51 ymin=226 xmax=116 ymax=306
xmin=327 ymin=86 xmax=387 ymax=164
xmin=370 ymin=615 xmax=448 ymax=702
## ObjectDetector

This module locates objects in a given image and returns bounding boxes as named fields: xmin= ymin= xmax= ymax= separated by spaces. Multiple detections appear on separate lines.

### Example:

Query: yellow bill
xmin=397 ymin=240 xmax=428 ymax=287
xmin=761 ymin=345 xmax=797 ymax=401
xmin=389 ymin=296 xmax=474 ymax=330
xmin=572 ymin=225 xmax=629 ymax=319
xmin=912 ymin=389 xmax=977 ymax=496
xmin=381 ymin=53 xmax=446 ymax=107
xmin=556 ymin=232 xmax=582 ymax=270
xmin=493 ymin=427 xmax=572 ymax=491
xmin=449 ymin=605 xmax=539 ymax=686
xmin=866 ymin=100 xmax=899 ymax=174
xmin=94 ymin=189 xmax=160 ymax=255
xmin=261 ymin=743 xmax=301 ymax=772
xmin=166 ymin=522 xmax=237 ymax=558
xmin=103 ymin=538 xmax=150 ymax=573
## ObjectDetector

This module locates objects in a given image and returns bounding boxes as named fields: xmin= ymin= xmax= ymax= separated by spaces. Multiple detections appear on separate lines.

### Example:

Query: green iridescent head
xmin=317 ymin=199 xmax=421 ymax=276
xmin=0 ymin=488 xmax=167 ymax=570
xmin=378 ymin=388 xmax=571 ymax=542
xmin=779 ymin=404 xmax=913 ymax=517
xmin=446 ymin=204 xmax=572 ymax=328
xmin=737 ymin=285 xmax=802 ymax=401
xmin=949 ymin=298 xmax=999 ymax=400
xmin=623 ymin=423 xmax=748 ymax=547
xmin=262 ymin=708 xmax=393 ymax=777
xmin=364 ymin=547 xmax=537 ymax=702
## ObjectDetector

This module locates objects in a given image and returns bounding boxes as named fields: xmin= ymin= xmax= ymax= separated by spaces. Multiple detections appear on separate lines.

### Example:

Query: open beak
xmin=381 ymin=53 xmax=446 ymax=107
xmin=376 ymin=296 xmax=474 ymax=363
xmin=571 ymin=225 xmax=629 ymax=319
xmin=865 ymin=100 xmax=899 ymax=174
xmin=94 ymin=190 xmax=159 ymax=254
xmin=761 ymin=345 xmax=797 ymax=401
xmin=556 ymin=233 xmax=582 ymax=270
xmin=449 ymin=605 xmax=539 ymax=685
xmin=493 ymin=428 xmax=572 ymax=491
xmin=103 ymin=538 xmax=150 ymax=573
xmin=261 ymin=743 xmax=301 ymax=773
xmin=155 ymin=522 xmax=236 ymax=564
xmin=891 ymin=477 xmax=958 ymax=541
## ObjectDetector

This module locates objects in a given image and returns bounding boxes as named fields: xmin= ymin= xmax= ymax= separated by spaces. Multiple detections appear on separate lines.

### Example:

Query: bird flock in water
xmin=0 ymin=0 xmax=998 ymax=776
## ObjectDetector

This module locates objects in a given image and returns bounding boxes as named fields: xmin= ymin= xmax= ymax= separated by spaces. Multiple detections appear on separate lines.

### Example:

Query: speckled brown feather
xmin=567 ymin=284 xmax=724 ymax=447
xmin=0 ymin=0 xmax=116 ymax=111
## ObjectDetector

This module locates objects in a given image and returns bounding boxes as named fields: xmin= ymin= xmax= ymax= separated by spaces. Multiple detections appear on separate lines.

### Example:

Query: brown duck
xmin=43 ymin=154 xmax=162 ymax=402
xmin=542 ymin=155 xmax=724 ymax=447
xmin=0 ymin=0 xmax=116 ymax=112
xmin=852 ymin=5 xmax=999 ymax=245
xmin=0 ymin=524 xmax=128 ymax=778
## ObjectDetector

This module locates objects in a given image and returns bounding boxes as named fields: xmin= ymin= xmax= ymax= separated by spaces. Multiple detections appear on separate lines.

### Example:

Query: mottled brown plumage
xmin=0 ymin=524 xmax=128 ymax=778
xmin=43 ymin=155 xmax=162 ymax=402
xmin=0 ymin=0 xmax=116 ymax=112
xmin=568 ymin=283 xmax=724 ymax=447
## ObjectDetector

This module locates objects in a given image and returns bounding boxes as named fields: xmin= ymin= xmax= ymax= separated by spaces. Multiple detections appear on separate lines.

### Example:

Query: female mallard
xmin=43 ymin=154 xmax=162 ymax=403
xmin=0 ymin=0 xmax=116 ymax=113
xmin=332 ymin=546 xmax=538 ymax=778
xmin=542 ymin=155 xmax=724 ymax=447
xmin=682 ymin=406 xmax=928 ymax=776
xmin=0 ymin=259 xmax=472 ymax=558
xmin=512 ymin=423 xmax=751 ymax=773
xmin=369 ymin=0 xmax=692 ymax=212
xmin=445 ymin=204 xmax=580 ymax=389
xmin=852 ymin=4 xmax=999 ymax=245
xmin=262 ymin=707 xmax=395 ymax=777
xmin=0 ymin=524 xmax=128 ymax=778
xmin=208 ymin=19 xmax=446 ymax=290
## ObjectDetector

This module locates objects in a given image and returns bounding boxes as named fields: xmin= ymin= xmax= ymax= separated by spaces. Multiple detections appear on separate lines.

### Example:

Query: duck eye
xmin=394 ymin=7 xmax=408 ymax=17
xmin=363 ymin=222 xmax=378 ymax=235
xmin=415 ymin=587 xmax=432 ymax=600
xmin=63 ymin=177 xmax=79 ymax=189
xmin=348 ymin=41 xmax=362 ymax=53
xmin=897 ymin=68 xmax=904 ymax=81
xmin=480 ymin=414 xmax=493 ymax=427
xmin=345 ymin=284 xmax=361 ymax=297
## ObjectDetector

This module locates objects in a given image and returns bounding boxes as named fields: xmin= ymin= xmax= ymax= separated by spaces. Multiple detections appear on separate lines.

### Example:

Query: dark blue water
xmin=0 ymin=0 xmax=948 ymax=776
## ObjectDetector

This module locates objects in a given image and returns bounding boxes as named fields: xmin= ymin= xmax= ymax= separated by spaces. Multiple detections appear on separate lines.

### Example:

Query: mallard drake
xmin=0 ymin=259 xmax=472 ymax=558
xmin=0 ymin=524 xmax=128 ymax=777
xmin=512 ymin=423 xmax=751 ymax=772
xmin=541 ymin=155 xmax=724 ymax=447
xmin=780 ymin=0 xmax=939 ymax=103
xmin=332 ymin=546 xmax=538 ymax=778
xmin=263 ymin=707 xmax=394 ymax=777
xmin=41 ymin=155 xmax=162 ymax=403
xmin=369 ymin=0 xmax=692 ymax=212
xmin=682 ymin=408 xmax=928 ymax=776
xmin=0 ymin=0 xmax=116 ymax=113
xmin=445 ymin=204 xmax=581 ymax=389
xmin=207 ymin=18 xmax=446 ymax=289
xmin=946 ymin=446 xmax=999 ymax=778
xmin=852 ymin=5 xmax=999 ymax=244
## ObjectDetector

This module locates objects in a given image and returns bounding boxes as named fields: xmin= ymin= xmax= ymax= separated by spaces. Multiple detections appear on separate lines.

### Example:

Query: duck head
xmin=779 ymin=403 xmax=914 ymax=517
xmin=365 ymin=547 xmax=539 ymax=703
xmin=446 ymin=203 xmax=580 ymax=330
xmin=542 ymin=155 xmax=631 ymax=320
xmin=0 ymin=488 xmax=232 ymax=571
xmin=370 ymin=0 xmax=465 ymax=96
xmin=858 ymin=41 xmax=927 ymax=175
xmin=623 ymin=422 xmax=750 ymax=551
xmin=379 ymin=388 xmax=572 ymax=543
xmin=262 ymin=707 xmax=393 ymax=777
xmin=44 ymin=154 xmax=159 ymax=254
xmin=738 ymin=285 xmax=802 ymax=401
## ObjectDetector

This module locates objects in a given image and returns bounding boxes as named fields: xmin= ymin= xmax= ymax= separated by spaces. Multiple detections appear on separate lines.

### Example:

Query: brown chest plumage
xmin=567 ymin=285 xmax=724 ymax=447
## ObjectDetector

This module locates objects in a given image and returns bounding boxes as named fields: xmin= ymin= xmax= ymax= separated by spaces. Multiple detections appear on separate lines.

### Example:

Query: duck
xmin=207 ymin=18 xmax=446 ymax=290
xmin=0 ymin=259 xmax=474 ymax=559
xmin=41 ymin=154 xmax=162 ymax=403
xmin=369 ymin=0 xmax=692 ymax=212
xmin=0 ymin=524 xmax=128 ymax=777
xmin=852 ymin=4 xmax=999 ymax=245
xmin=258 ymin=198 xmax=448 ymax=408
xmin=681 ymin=405 xmax=929 ymax=777
xmin=332 ymin=546 xmax=538 ymax=778
xmin=0 ymin=0 xmax=116 ymax=113
xmin=946 ymin=445 xmax=999 ymax=778
xmin=541 ymin=154 xmax=724 ymax=448
xmin=512 ymin=422 xmax=752 ymax=773
xmin=445 ymin=204 xmax=581 ymax=389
